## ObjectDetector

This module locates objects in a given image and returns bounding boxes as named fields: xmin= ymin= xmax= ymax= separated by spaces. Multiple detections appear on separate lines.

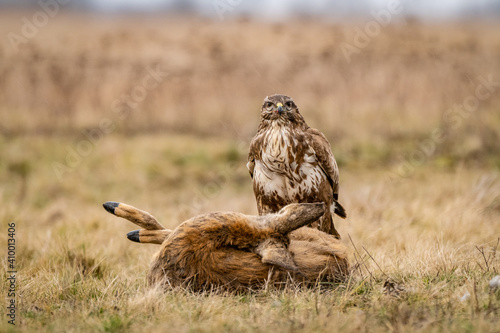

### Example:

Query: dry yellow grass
xmin=0 ymin=11 xmax=499 ymax=333
xmin=1 ymin=133 xmax=499 ymax=332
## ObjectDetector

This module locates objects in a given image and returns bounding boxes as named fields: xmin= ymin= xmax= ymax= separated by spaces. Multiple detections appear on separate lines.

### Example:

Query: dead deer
xmin=103 ymin=201 xmax=349 ymax=291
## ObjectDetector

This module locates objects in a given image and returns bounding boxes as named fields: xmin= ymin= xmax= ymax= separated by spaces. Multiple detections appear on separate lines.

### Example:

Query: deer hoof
xmin=103 ymin=201 xmax=120 ymax=215
xmin=127 ymin=230 xmax=140 ymax=243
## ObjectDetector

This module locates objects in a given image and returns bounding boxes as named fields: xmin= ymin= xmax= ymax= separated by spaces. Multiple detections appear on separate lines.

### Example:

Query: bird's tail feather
xmin=331 ymin=199 xmax=347 ymax=219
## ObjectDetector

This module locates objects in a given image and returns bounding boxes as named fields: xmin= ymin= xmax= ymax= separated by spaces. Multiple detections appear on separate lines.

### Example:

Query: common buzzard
xmin=247 ymin=94 xmax=346 ymax=238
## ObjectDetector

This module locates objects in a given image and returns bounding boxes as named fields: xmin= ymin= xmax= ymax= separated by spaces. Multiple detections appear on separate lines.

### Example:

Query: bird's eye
xmin=285 ymin=101 xmax=294 ymax=110
xmin=264 ymin=102 xmax=274 ymax=111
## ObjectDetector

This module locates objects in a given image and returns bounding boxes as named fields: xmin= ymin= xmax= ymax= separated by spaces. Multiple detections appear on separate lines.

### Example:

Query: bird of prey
xmin=247 ymin=94 xmax=346 ymax=239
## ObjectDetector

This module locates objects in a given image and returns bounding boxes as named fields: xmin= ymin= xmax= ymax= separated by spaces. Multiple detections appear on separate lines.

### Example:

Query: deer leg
xmin=127 ymin=229 xmax=172 ymax=244
xmin=103 ymin=201 xmax=165 ymax=230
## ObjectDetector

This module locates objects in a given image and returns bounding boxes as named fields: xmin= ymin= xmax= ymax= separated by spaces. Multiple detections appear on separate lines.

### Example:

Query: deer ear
xmin=256 ymin=239 xmax=298 ymax=272
xmin=271 ymin=203 xmax=326 ymax=234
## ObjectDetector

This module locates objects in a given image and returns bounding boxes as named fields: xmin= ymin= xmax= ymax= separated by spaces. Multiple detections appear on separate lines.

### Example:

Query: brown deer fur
xmin=103 ymin=201 xmax=349 ymax=291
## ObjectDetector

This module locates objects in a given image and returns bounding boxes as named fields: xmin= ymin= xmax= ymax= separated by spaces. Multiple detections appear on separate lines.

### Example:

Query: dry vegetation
xmin=0 ymin=11 xmax=499 ymax=333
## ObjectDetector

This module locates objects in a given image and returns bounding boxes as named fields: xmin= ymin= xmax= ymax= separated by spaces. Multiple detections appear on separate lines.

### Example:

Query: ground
xmin=0 ymin=13 xmax=499 ymax=333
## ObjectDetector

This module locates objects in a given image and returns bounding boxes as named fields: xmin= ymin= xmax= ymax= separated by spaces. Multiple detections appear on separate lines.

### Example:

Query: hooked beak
xmin=276 ymin=102 xmax=284 ymax=114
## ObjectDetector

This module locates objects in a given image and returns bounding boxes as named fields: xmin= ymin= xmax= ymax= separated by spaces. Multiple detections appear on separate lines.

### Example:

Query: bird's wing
xmin=306 ymin=128 xmax=346 ymax=218
xmin=247 ymin=133 xmax=264 ymax=179
xmin=305 ymin=128 xmax=339 ymax=197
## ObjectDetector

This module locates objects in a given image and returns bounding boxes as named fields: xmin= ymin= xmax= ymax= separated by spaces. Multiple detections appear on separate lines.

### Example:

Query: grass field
xmin=1 ymin=12 xmax=500 ymax=332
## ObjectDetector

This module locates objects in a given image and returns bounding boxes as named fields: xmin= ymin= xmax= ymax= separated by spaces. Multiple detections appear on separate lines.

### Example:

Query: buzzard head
xmin=260 ymin=94 xmax=305 ymax=126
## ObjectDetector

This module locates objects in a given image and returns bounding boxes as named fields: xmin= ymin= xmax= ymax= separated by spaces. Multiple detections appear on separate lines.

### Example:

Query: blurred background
xmin=1 ymin=0 xmax=499 ymax=220
xmin=2 ymin=1 xmax=500 ymax=142
xmin=2 ymin=0 xmax=500 ymax=18
xmin=1 ymin=0 xmax=500 ymax=221
xmin=0 ymin=1 xmax=498 ymax=229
